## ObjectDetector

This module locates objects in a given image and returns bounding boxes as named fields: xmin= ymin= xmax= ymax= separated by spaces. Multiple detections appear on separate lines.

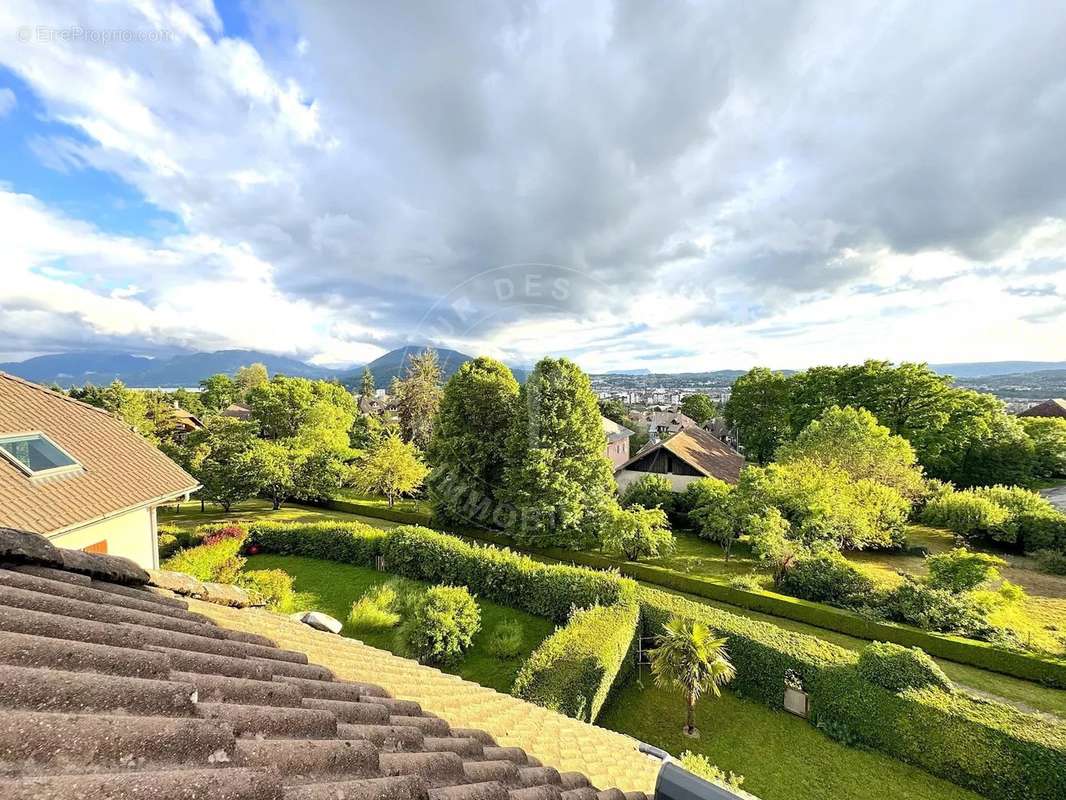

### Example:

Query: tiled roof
xmin=622 ymin=428 xmax=744 ymax=484
xmin=601 ymin=417 xmax=635 ymax=444
xmin=1018 ymin=398 xmax=1066 ymax=418
xmin=0 ymin=373 xmax=200 ymax=535
xmin=0 ymin=528 xmax=659 ymax=800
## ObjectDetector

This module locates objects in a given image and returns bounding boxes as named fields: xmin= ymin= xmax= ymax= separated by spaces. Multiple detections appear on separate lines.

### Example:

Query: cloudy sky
xmin=1 ymin=1 xmax=1064 ymax=373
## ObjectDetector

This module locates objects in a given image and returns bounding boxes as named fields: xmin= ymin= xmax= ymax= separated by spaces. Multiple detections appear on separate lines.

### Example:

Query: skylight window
xmin=0 ymin=433 xmax=81 ymax=476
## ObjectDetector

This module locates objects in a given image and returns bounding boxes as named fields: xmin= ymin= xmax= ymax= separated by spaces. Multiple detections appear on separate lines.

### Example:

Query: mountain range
xmin=1 ymin=349 xmax=1063 ymax=390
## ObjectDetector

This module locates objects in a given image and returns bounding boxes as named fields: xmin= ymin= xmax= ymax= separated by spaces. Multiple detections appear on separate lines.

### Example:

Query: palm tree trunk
xmin=685 ymin=693 xmax=699 ymax=737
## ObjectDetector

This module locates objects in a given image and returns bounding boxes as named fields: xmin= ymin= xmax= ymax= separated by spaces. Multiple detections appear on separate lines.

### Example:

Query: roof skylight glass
xmin=0 ymin=433 xmax=81 ymax=476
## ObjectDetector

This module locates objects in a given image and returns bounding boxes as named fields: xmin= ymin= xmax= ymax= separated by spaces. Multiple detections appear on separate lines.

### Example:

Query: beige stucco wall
xmin=615 ymin=468 xmax=698 ymax=493
xmin=48 ymin=505 xmax=159 ymax=569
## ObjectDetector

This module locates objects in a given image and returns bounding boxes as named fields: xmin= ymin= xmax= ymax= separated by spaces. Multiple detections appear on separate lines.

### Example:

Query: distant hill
xmin=0 ymin=350 xmax=341 ymax=388
xmin=606 ymin=368 xmax=651 ymax=375
xmin=341 ymin=346 xmax=530 ymax=387
xmin=929 ymin=361 xmax=1066 ymax=379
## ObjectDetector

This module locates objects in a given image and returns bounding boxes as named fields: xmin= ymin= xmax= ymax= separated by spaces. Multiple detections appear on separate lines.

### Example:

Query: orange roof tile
xmin=0 ymin=372 xmax=199 ymax=534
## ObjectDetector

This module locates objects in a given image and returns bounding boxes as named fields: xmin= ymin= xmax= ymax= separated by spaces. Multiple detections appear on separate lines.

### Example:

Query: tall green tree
xmin=724 ymin=368 xmax=791 ymax=464
xmin=502 ymin=357 xmax=617 ymax=549
xmin=187 ymin=417 xmax=262 ymax=511
xmin=249 ymin=440 xmax=295 ymax=509
xmin=391 ymin=349 xmax=443 ymax=452
xmin=1020 ymin=418 xmax=1066 ymax=478
xmin=776 ymin=405 xmax=925 ymax=500
xmin=428 ymin=357 xmax=520 ymax=526
xmin=235 ymin=363 xmax=269 ymax=398
xmin=360 ymin=367 xmax=376 ymax=400
xmin=681 ymin=394 xmax=716 ymax=425
xmin=650 ymin=617 xmax=736 ymax=738
xmin=598 ymin=398 xmax=628 ymax=427
xmin=199 ymin=373 xmax=237 ymax=412
xmin=355 ymin=433 xmax=429 ymax=507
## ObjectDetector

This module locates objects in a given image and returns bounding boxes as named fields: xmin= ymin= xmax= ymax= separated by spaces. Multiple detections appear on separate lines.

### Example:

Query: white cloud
xmin=0 ymin=87 xmax=15 ymax=117
xmin=0 ymin=0 xmax=1064 ymax=370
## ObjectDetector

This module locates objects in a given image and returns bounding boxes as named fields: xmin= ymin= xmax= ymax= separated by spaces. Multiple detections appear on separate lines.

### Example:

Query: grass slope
xmin=599 ymin=682 xmax=984 ymax=800
xmin=159 ymin=499 xmax=399 ymax=531
xmin=244 ymin=553 xmax=553 ymax=694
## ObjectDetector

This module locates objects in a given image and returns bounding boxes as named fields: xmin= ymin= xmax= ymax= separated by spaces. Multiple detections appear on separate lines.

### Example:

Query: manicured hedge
xmin=811 ymin=670 xmax=1066 ymax=800
xmin=326 ymin=499 xmax=1066 ymax=686
xmin=856 ymin=641 xmax=954 ymax=693
xmin=379 ymin=526 xmax=625 ymax=622
xmin=247 ymin=520 xmax=387 ymax=565
xmin=640 ymin=586 xmax=1066 ymax=800
xmin=513 ymin=588 xmax=640 ymax=722
xmin=324 ymin=498 xmax=431 ymax=526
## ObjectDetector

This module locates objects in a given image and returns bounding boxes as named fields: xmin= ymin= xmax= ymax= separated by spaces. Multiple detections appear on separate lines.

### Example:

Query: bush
xmin=687 ymin=477 xmax=737 ymax=554
xmin=920 ymin=491 xmax=1012 ymax=540
xmin=486 ymin=619 xmax=525 ymax=660
xmin=162 ymin=537 xmax=246 ymax=583
xmin=514 ymin=589 xmax=640 ymax=722
xmin=349 ymin=581 xmax=404 ymax=630
xmin=1020 ymin=417 xmax=1066 ymax=478
xmin=729 ymin=574 xmax=765 ymax=592
xmin=238 ymin=568 xmax=294 ymax=610
xmin=399 ymin=585 xmax=481 ymax=666
xmin=379 ymin=526 xmax=625 ymax=622
xmin=246 ymin=520 xmax=388 ymax=564
xmin=884 ymin=575 xmax=996 ymax=639
xmin=605 ymin=505 xmax=675 ymax=561
xmin=857 ymin=641 xmax=954 ymax=693
xmin=925 ymin=547 xmax=1005 ymax=592
xmin=619 ymin=474 xmax=676 ymax=514
xmin=1034 ymin=549 xmax=1066 ymax=575
xmin=158 ymin=532 xmax=179 ymax=559
xmin=196 ymin=522 xmax=248 ymax=546
xmin=678 ymin=751 xmax=746 ymax=794
xmin=777 ymin=551 xmax=876 ymax=607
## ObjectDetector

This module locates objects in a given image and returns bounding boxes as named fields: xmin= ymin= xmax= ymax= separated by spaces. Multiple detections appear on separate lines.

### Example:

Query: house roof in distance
xmin=0 ymin=372 xmax=199 ymax=535
xmin=601 ymin=416 xmax=635 ymax=444
xmin=622 ymin=427 xmax=745 ymax=484
xmin=0 ymin=527 xmax=659 ymax=799
xmin=1018 ymin=398 xmax=1066 ymax=418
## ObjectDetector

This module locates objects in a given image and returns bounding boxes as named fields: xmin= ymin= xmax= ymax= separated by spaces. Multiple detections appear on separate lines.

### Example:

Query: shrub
xmin=857 ymin=641 xmax=954 ymax=693
xmin=400 ymin=585 xmax=481 ymax=666
xmin=687 ymin=477 xmax=737 ymax=555
xmin=1034 ymin=549 xmax=1066 ymax=575
xmin=246 ymin=520 xmax=387 ymax=564
xmin=158 ymin=532 xmax=179 ymax=559
xmin=777 ymin=551 xmax=876 ymax=607
xmin=162 ymin=537 xmax=246 ymax=583
xmin=196 ymin=522 xmax=248 ymax=546
xmin=514 ymin=590 xmax=640 ymax=722
xmin=678 ymin=751 xmax=746 ymax=794
xmin=619 ymin=474 xmax=676 ymax=514
xmin=486 ymin=619 xmax=525 ymax=660
xmin=746 ymin=508 xmax=806 ymax=582
xmin=379 ymin=526 xmax=625 ymax=622
xmin=884 ymin=575 xmax=996 ymax=639
xmin=605 ymin=505 xmax=675 ymax=561
xmin=729 ymin=573 xmax=765 ymax=592
xmin=349 ymin=581 xmax=404 ymax=630
xmin=238 ymin=568 xmax=294 ymax=610
xmin=920 ymin=491 xmax=1012 ymax=540
xmin=925 ymin=547 xmax=1005 ymax=592
xmin=1020 ymin=417 xmax=1066 ymax=478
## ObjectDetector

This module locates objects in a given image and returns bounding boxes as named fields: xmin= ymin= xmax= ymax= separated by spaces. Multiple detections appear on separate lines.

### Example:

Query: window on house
xmin=0 ymin=433 xmax=81 ymax=476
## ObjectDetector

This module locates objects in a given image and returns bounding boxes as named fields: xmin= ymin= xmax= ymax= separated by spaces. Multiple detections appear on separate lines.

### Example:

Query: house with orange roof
xmin=0 ymin=372 xmax=200 ymax=568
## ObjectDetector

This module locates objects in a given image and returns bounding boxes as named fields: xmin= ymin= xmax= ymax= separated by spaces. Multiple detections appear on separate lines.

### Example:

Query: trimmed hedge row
xmin=245 ymin=519 xmax=638 ymax=719
xmin=640 ymin=586 xmax=1066 ymax=800
xmin=317 ymin=497 xmax=1066 ymax=686
xmin=513 ymin=589 xmax=640 ymax=722
xmin=811 ymin=671 xmax=1066 ymax=800
xmin=325 ymin=498 xmax=431 ymax=526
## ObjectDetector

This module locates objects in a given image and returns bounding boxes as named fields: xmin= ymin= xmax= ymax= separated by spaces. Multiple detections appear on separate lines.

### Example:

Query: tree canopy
xmin=680 ymin=393 xmax=716 ymax=425
xmin=502 ymin=357 xmax=617 ymax=549
xmin=355 ymin=433 xmax=429 ymax=507
xmin=391 ymin=349 xmax=443 ymax=452
xmin=428 ymin=357 xmax=520 ymax=526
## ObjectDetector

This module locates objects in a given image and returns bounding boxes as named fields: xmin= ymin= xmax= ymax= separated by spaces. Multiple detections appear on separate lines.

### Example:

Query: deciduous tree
xmin=355 ymin=434 xmax=429 ymax=507
xmin=391 ymin=350 xmax=443 ymax=452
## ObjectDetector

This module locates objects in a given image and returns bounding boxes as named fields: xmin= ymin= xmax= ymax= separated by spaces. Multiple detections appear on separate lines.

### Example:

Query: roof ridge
xmin=0 ymin=371 xmax=118 ymax=419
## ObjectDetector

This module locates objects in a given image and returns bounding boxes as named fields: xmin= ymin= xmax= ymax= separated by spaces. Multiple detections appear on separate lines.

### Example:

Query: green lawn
xmin=158 ymin=499 xmax=399 ymax=531
xmin=244 ymin=553 xmax=554 ymax=694
xmin=333 ymin=489 xmax=432 ymax=516
xmin=599 ymin=682 xmax=984 ymax=800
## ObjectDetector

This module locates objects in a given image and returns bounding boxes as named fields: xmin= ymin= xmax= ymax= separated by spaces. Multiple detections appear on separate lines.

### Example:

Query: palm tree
xmin=649 ymin=616 xmax=736 ymax=738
